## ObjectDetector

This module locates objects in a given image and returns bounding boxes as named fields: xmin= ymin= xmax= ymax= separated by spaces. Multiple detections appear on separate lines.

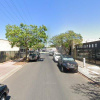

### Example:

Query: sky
xmin=0 ymin=0 xmax=100 ymax=42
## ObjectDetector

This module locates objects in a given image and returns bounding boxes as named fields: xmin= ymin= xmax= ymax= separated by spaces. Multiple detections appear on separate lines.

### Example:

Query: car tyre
xmin=61 ymin=66 xmax=64 ymax=72
xmin=57 ymin=62 xmax=60 ymax=67
xmin=35 ymin=59 xmax=38 ymax=62
xmin=1 ymin=95 xmax=6 ymax=100
xmin=75 ymin=69 xmax=78 ymax=73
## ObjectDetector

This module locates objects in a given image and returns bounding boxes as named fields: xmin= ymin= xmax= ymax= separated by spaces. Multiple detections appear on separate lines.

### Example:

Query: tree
xmin=32 ymin=43 xmax=45 ymax=51
xmin=49 ymin=30 xmax=83 ymax=55
xmin=6 ymin=23 xmax=48 ymax=59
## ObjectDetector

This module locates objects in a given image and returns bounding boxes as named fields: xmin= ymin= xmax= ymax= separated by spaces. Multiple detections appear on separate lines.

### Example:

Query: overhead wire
xmin=0 ymin=1 xmax=16 ymax=23
xmin=16 ymin=0 xmax=31 ymax=24
xmin=23 ymin=0 xmax=33 ymax=24
xmin=3 ymin=0 xmax=22 ymax=23
xmin=10 ymin=0 xmax=26 ymax=23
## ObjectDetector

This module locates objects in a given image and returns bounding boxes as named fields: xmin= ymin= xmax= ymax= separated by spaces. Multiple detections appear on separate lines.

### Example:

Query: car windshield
xmin=55 ymin=54 xmax=60 ymax=56
xmin=63 ymin=57 xmax=74 ymax=61
xmin=29 ymin=54 xmax=36 ymax=56
xmin=50 ymin=52 xmax=53 ymax=53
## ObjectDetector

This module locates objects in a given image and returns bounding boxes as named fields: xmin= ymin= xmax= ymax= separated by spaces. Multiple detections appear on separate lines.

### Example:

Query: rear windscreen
xmin=29 ymin=54 xmax=36 ymax=56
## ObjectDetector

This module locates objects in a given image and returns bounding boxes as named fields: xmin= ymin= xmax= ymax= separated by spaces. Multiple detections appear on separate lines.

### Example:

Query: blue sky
xmin=0 ymin=0 xmax=100 ymax=41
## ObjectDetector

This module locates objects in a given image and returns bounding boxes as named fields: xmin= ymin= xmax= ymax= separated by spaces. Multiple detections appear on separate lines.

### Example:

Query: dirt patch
xmin=14 ymin=62 xmax=27 ymax=65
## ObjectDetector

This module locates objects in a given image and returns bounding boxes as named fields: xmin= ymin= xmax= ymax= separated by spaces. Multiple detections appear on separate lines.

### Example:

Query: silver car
xmin=27 ymin=52 xmax=39 ymax=61
xmin=53 ymin=53 xmax=61 ymax=62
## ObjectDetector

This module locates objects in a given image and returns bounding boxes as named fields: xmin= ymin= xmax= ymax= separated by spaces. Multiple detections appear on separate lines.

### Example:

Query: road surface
xmin=3 ymin=53 xmax=100 ymax=100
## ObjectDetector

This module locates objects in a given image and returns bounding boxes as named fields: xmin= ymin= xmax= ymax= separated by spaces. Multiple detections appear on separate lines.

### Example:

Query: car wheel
xmin=75 ymin=69 xmax=78 ymax=73
xmin=1 ymin=95 xmax=6 ymax=100
xmin=35 ymin=59 xmax=38 ymax=62
xmin=61 ymin=66 xmax=64 ymax=72
xmin=57 ymin=62 xmax=60 ymax=67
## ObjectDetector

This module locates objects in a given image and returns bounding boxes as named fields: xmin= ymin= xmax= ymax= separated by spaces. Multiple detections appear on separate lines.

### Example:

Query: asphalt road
xmin=2 ymin=53 xmax=100 ymax=100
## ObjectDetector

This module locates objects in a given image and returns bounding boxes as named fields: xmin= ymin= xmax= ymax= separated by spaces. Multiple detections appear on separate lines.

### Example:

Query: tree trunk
xmin=25 ymin=47 xmax=28 ymax=60
xmin=69 ymin=46 xmax=71 ymax=55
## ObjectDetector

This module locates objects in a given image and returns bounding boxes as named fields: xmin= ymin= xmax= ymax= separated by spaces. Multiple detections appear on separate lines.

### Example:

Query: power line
xmin=23 ymin=0 xmax=33 ymax=24
xmin=3 ymin=0 xmax=22 ymax=23
xmin=16 ymin=0 xmax=31 ymax=24
xmin=10 ymin=0 xmax=26 ymax=23
xmin=0 ymin=1 xmax=15 ymax=23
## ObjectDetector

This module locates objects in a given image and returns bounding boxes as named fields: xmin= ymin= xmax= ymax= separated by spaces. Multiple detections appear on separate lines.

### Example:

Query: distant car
xmin=58 ymin=55 xmax=78 ymax=72
xmin=0 ymin=84 xmax=9 ymax=100
xmin=27 ymin=52 xmax=40 ymax=61
xmin=49 ymin=51 xmax=54 ymax=56
xmin=42 ymin=49 xmax=46 ymax=52
xmin=53 ymin=52 xmax=61 ymax=62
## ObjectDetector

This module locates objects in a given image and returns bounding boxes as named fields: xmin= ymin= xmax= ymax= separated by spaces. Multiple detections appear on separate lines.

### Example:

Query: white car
xmin=53 ymin=52 xmax=61 ymax=62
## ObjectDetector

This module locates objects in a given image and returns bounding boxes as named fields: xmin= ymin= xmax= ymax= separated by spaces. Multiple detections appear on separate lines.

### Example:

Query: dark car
xmin=36 ymin=51 xmax=40 ymax=59
xmin=58 ymin=55 xmax=78 ymax=72
xmin=0 ymin=84 xmax=9 ymax=100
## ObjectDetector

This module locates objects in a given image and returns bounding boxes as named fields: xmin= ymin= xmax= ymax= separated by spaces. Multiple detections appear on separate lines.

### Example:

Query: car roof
xmin=55 ymin=53 xmax=61 ymax=54
xmin=62 ymin=55 xmax=73 ymax=58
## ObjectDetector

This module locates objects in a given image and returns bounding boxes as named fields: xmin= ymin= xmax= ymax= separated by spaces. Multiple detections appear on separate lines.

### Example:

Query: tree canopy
xmin=6 ymin=23 xmax=48 ymax=58
xmin=49 ymin=30 xmax=83 ymax=54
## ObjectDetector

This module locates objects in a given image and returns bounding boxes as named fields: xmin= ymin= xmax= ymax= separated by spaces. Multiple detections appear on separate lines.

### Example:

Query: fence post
xmin=83 ymin=58 xmax=85 ymax=67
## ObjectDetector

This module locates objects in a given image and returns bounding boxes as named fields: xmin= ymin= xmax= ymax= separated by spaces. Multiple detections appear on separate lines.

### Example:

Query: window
xmin=92 ymin=44 xmax=94 ymax=48
xmin=95 ymin=43 xmax=97 ymax=47
xmin=84 ymin=45 xmax=86 ymax=48
xmin=89 ymin=44 xmax=91 ymax=48
xmin=20 ymin=49 xmax=23 ymax=52
xmin=20 ymin=49 xmax=25 ymax=52
xmin=87 ymin=45 xmax=88 ymax=48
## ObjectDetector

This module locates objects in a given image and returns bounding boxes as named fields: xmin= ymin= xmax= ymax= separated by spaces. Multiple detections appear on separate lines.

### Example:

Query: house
xmin=0 ymin=39 xmax=19 ymax=51
xmin=0 ymin=39 xmax=19 ymax=62
xmin=75 ymin=40 xmax=100 ymax=65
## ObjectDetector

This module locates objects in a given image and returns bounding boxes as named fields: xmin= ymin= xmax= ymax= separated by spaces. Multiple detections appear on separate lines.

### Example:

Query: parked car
xmin=53 ymin=52 xmax=61 ymax=62
xmin=0 ymin=84 xmax=9 ymax=100
xmin=36 ymin=51 xmax=40 ymax=59
xmin=27 ymin=52 xmax=40 ymax=61
xmin=58 ymin=55 xmax=78 ymax=72
xmin=49 ymin=51 xmax=54 ymax=56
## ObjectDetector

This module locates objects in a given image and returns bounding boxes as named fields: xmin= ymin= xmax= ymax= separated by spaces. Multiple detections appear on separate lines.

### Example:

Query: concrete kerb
xmin=78 ymin=69 xmax=100 ymax=86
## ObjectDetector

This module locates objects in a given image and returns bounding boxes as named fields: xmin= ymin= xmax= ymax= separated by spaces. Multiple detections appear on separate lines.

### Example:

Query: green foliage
xmin=32 ymin=43 xmax=45 ymax=50
xmin=49 ymin=30 xmax=83 ymax=54
xmin=6 ymin=23 xmax=48 ymax=58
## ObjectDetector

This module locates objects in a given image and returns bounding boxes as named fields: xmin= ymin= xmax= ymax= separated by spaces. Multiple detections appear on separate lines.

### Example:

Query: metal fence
xmin=0 ymin=51 xmax=20 ymax=63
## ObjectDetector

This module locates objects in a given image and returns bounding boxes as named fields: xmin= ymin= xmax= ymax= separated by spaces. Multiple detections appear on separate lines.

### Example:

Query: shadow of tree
xmin=91 ymin=77 xmax=100 ymax=85
xmin=71 ymin=82 xmax=100 ymax=100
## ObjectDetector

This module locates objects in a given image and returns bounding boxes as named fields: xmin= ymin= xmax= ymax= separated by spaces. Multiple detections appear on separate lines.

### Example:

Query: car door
xmin=58 ymin=56 xmax=62 ymax=66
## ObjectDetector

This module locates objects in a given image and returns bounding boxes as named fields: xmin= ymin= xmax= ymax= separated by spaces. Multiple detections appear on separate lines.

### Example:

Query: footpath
xmin=76 ymin=60 xmax=100 ymax=85
xmin=0 ymin=59 xmax=27 ymax=82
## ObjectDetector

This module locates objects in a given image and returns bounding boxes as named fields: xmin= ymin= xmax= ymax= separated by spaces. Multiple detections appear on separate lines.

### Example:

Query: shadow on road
xmin=71 ymin=82 xmax=100 ymax=100
xmin=38 ymin=58 xmax=45 ymax=61
xmin=6 ymin=96 xmax=11 ymax=100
